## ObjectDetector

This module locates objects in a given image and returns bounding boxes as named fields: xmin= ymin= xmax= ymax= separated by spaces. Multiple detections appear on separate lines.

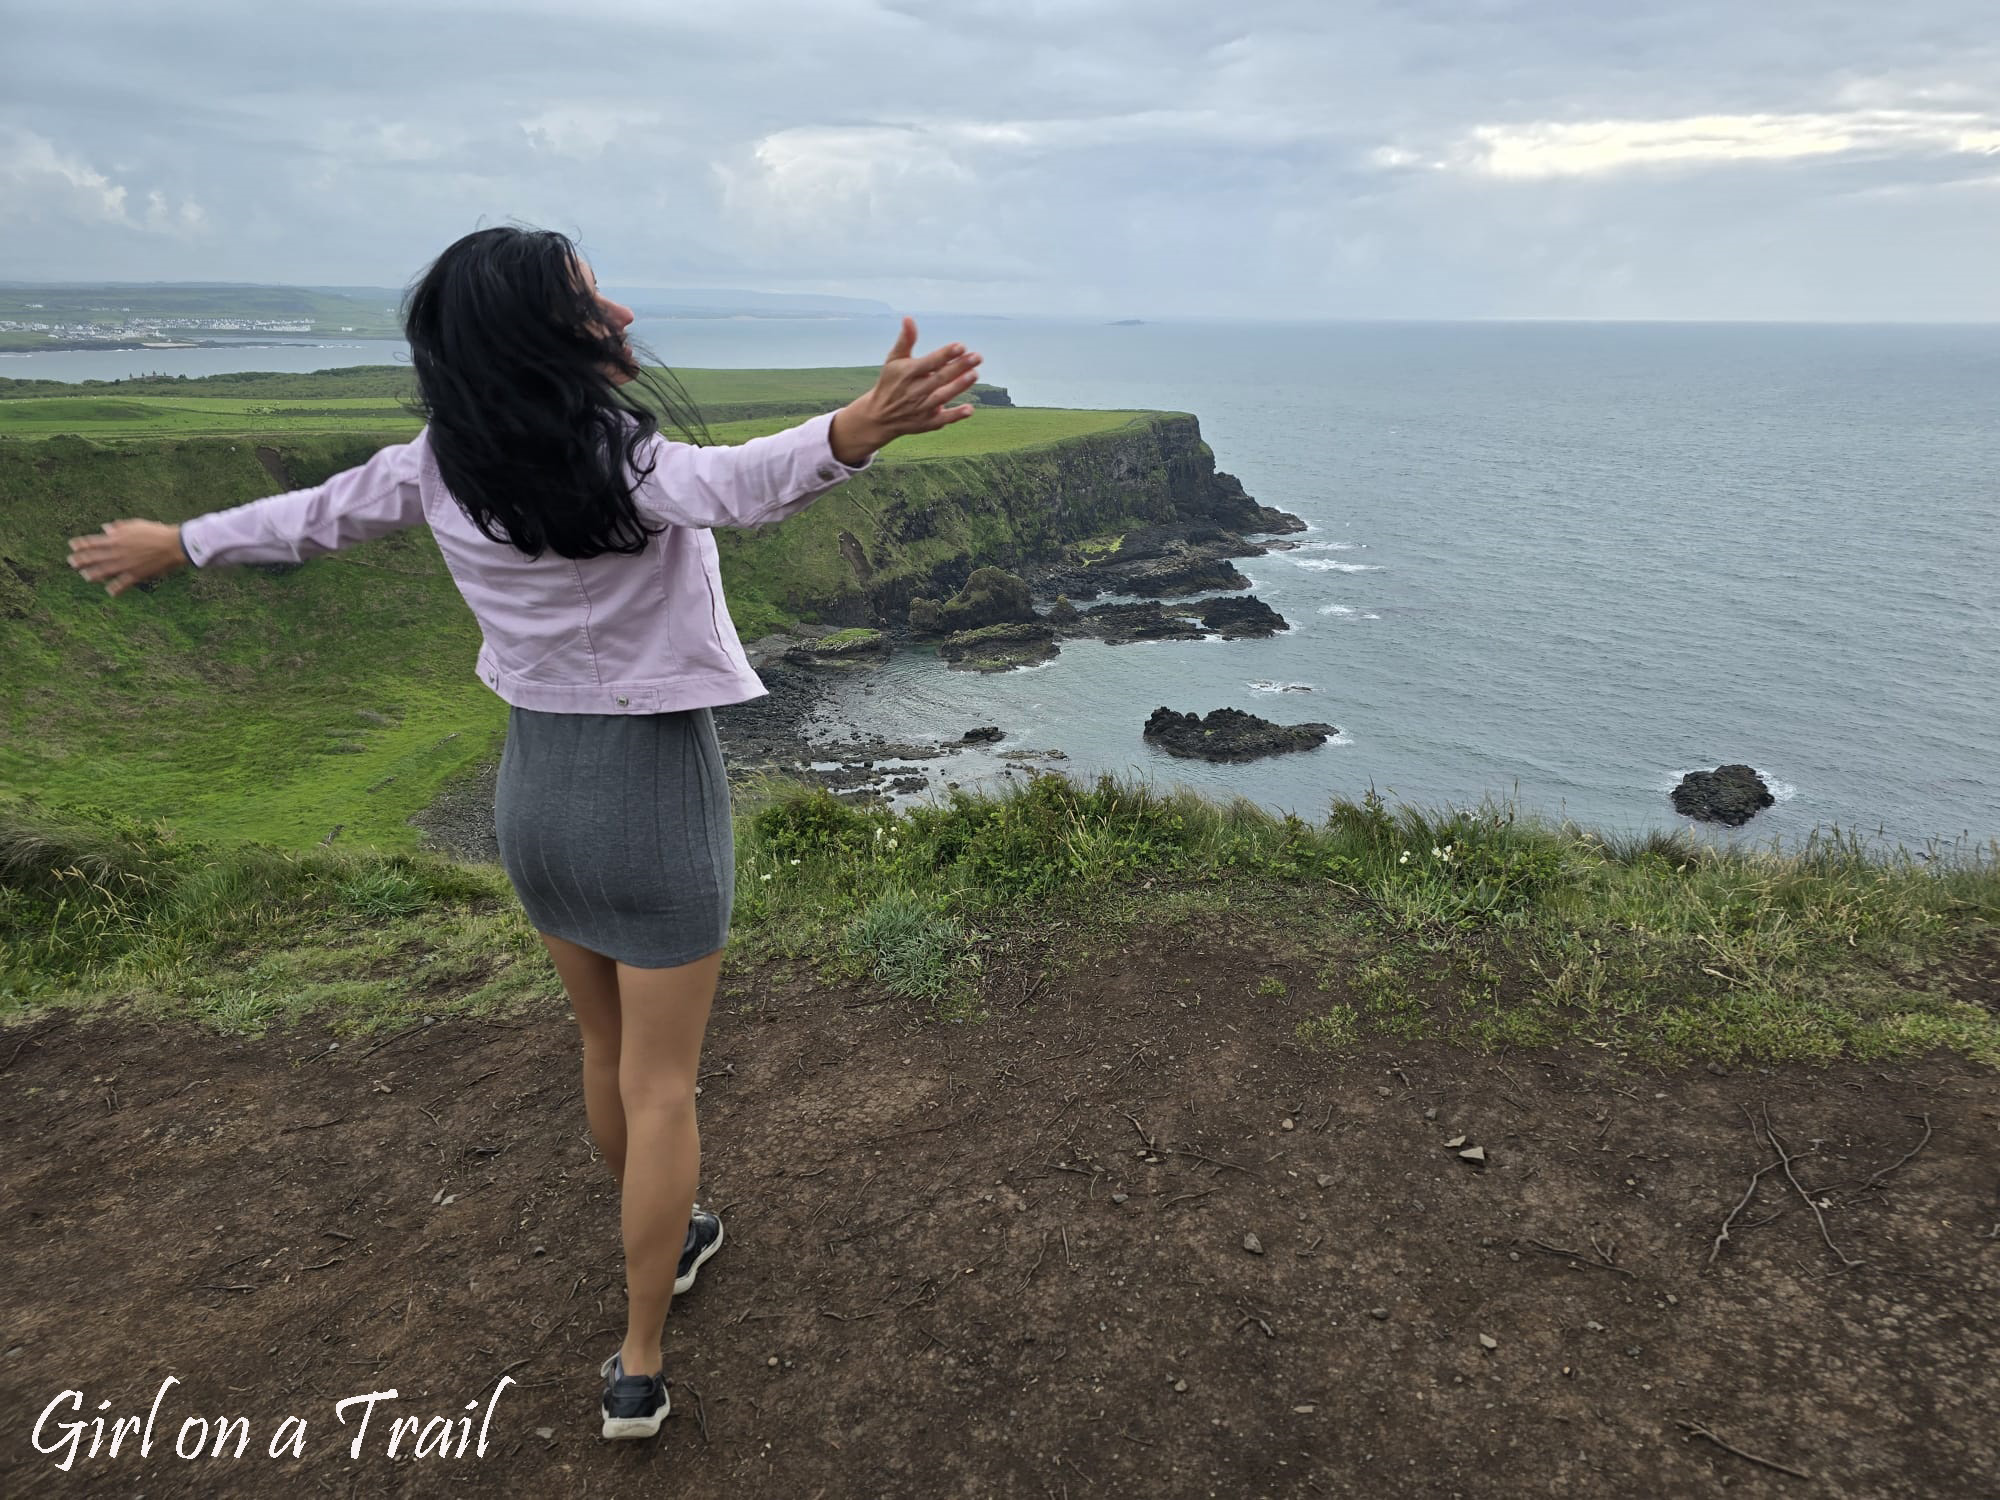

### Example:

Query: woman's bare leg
xmin=613 ymin=946 xmax=722 ymax=1379
xmin=537 ymin=932 xmax=626 ymax=1181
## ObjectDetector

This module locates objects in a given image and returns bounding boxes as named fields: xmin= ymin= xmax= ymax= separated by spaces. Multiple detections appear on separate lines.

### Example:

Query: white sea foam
xmin=1247 ymin=679 xmax=1316 ymax=693
xmin=1290 ymin=560 xmax=1382 ymax=573
xmin=1318 ymin=604 xmax=1356 ymax=616
xmin=1292 ymin=540 xmax=1356 ymax=552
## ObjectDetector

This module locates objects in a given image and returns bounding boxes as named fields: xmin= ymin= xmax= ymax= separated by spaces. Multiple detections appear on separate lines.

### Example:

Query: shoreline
xmin=407 ymin=513 xmax=1317 ymax=863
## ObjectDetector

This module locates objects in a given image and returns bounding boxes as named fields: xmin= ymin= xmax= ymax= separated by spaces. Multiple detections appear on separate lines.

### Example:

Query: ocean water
xmin=13 ymin=318 xmax=1997 ymax=853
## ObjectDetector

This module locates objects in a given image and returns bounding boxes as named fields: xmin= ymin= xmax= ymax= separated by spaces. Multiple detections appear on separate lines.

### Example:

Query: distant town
xmin=1 ymin=311 xmax=344 ymax=348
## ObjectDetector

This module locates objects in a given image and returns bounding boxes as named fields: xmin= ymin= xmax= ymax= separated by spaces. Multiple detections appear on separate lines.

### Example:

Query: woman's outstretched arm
xmin=632 ymin=318 xmax=982 ymax=530
xmin=66 ymin=437 xmax=427 ymax=595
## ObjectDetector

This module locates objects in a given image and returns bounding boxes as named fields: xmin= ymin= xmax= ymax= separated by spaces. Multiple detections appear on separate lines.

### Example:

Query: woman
xmin=64 ymin=224 xmax=983 ymax=1441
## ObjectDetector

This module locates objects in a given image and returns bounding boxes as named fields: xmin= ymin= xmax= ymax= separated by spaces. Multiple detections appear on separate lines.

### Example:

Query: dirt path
xmin=4 ymin=928 xmax=1997 ymax=1499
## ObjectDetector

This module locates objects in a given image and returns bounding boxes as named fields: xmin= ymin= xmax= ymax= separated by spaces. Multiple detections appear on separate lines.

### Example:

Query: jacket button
xmin=616 ymin=695 xmax=629 ymax=707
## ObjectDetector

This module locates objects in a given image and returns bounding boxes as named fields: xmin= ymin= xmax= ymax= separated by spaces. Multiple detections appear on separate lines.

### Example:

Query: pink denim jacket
xmin=178 ymin=411 xmax=873 ymax=714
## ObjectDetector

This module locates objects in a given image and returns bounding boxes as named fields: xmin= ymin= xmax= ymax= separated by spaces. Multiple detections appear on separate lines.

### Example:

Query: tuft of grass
xmin=840 ymin=888 xmax=982 ymax=1017
xmin=1296 ymin=1004 xmax=1361 ymax=1052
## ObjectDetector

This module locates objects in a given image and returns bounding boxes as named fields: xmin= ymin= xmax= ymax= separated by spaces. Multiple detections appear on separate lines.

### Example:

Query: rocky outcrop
xmin=1671 ymin=765 xmax=1776 ymax=826
xmin=1046 ymin=595 xmax=1291 ymax=645
xmin=1142 ymin=706 xmax=1338 ymax=763
xmin=711 ymin=412 xmax=1304 ymax=633
xmin=935 ymin=567 xmax=1037 ymax=632
xmin=1196 ymin=596 xmax=1287 ymax=639
xmin=784 ymin=627 xmax=892 ymax=667
xmin=1028 ymin=522 xmax=1267 ymax=602
xmin=1070 ymin=602 xmax=1207 ymax=644
xmin=938 ymin=620 xmax=1058 ymax=672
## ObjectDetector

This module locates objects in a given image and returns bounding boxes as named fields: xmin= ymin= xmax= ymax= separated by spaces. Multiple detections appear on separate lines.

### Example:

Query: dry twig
xmin=1677 ymin=1419 xmax=1813 ymax=1481
xmin=1836 ymin=1113 xmax=1933 ymax=1208
xmin=1756 ymin=1104 xmax=1863 ymax=1270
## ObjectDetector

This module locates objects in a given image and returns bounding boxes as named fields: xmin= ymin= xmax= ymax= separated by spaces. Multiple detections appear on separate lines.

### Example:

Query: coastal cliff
xmin=711 ymin=411 xmax=1298 ymax=637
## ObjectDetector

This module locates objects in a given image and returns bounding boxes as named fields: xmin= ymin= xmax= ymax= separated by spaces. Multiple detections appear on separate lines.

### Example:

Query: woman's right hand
xmin=67 ymin=519 xmax=191 ymax=596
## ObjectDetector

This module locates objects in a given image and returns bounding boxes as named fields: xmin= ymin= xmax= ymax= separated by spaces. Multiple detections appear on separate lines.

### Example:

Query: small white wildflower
xmin=760 ymin=873 xmax=773 ymax=882
xmin=1398 ymin=851 xmax=1411 ymax=865
xmin=789 ymin=858 xmax=802 ymax=866
xmin=886 ymin=838 xmax=898 ymax=850
xmin=1430 ymin=846 xmax=1443 ymax=859
xmin=874 ymin=825 xmax=884 ymax=841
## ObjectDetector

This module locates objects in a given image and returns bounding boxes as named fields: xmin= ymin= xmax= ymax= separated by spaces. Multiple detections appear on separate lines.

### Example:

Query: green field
xmin=0 ymin=365 xmax=1135 ymax=455
xmin=0 ymin=392 xmax=1147 ymax=455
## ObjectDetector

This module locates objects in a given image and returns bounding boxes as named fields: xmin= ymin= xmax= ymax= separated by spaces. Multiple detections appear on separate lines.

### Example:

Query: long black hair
xmin=402 ymin=225 xmax=711 ymax=560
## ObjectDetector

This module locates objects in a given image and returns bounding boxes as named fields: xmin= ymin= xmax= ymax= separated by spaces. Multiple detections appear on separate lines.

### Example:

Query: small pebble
xmin=1458 ymin=1146 xmax=1486 ymax=1163
xmin=1243 ymin=1233 xmax=1264 ymax=1255
xmin=1173 ymin=1379 xmax=1188 ymax=1393
xmin=1478 ymin=1333 xmax=1498 ymax=1351
xmin=1292 ymin=1404 xmax=1316 ymax=1414
xmin=535 ymin=1426 xmax=554 ymax=1440
xmin=1444 ymin=1135 xmax=1467 ymax=1149
xmin=1423 ymin=1107 xmax=1438 ymax=1121
xmin=1369 ymin=1307 xmax=1389 ymax=1321
xmin=1315 ymin=1173 xmax=1333 ymax=1189
xmin=1111 ymin=1193 xmax=1129 ymax=1205
xmin=767 ymin=1356 xmax=780 ymax=1367
xmin=1280 ymin=1118 xmax=1295 ymax=1131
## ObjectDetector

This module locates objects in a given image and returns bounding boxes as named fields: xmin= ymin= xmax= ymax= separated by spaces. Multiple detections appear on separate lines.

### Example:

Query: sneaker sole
xmin=674 ymin=1217 xmax=725 ymax=1295
xmin=599 ymin=1394 xmax=670 ymax=1441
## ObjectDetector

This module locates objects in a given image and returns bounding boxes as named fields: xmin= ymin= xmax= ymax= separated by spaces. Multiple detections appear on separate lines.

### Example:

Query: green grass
xmin=0 ymin=364 xmax=1015 ymax=427
xmin=0 ymin=395 xmax=426 ymax=441
xmin=5 ymin=774 xmax=1994 ymax=1069
xmin=705 ymin=407 xmax=1149 ymax=460
xmin=0 ymin=433 xmax=502 ymax=850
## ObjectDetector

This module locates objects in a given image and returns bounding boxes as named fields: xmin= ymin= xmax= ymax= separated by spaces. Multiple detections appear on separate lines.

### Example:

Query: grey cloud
xmin=2 ymin=0 xmax=1997 ymax=317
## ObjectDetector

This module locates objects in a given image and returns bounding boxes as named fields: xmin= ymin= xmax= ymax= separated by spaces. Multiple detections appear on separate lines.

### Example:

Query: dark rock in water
xmin=1142 ymin=706 xmax=1338 ymax=763
xmin=1671 ymin=764 xmax=1776 ymax=826
xmin=938 ymin=620 xmax=1058 ymax=672
xmin=1047 ymin=594 xmax=1080 ymax=624
xmin=1024 ymin=523 xmax=1265 ymax=603
xmin=1196 ymin=595 xmax=1288 ymax=638
xmin=1112 ymin=554 xmax=1250 ymax=597
xmin=1071 ymin=601 xmax=1205 ymax=643
xmin=938 ymin=566 xmax=1037 ymax=632
xmin=960 ymin=726 xmax=1004 ymax=743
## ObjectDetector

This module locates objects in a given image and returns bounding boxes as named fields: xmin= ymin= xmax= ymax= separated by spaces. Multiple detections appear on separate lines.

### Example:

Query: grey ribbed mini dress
xmin=493 ymin=703 xmax=735 ymax=968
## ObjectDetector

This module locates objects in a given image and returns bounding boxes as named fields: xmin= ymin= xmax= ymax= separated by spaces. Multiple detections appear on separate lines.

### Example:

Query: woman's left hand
xmin=67 ymin=519 xmax=190 ymax=595
xmin=830 ymin=317 xmax=983 ymax=466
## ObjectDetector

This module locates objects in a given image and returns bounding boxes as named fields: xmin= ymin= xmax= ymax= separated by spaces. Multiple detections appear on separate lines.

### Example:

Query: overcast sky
xmin=5 ymin=0 xmax=1998 ymax=320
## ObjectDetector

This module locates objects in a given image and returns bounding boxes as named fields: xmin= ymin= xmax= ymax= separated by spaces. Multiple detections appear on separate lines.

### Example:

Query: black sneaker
xmin=599 ymin=1351 xmax=670 ymax=1440
xmin=675 ymin=1205 xmax=724 ymax=1295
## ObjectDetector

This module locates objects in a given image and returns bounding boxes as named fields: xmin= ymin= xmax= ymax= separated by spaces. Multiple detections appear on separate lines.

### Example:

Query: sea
xmin=10 ymin=319 xmax=1997 ymax=856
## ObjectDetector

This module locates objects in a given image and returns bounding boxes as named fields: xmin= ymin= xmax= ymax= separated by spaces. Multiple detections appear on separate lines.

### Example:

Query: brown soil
xmin=3 ymin=923 xmax=1997 ymax=1500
